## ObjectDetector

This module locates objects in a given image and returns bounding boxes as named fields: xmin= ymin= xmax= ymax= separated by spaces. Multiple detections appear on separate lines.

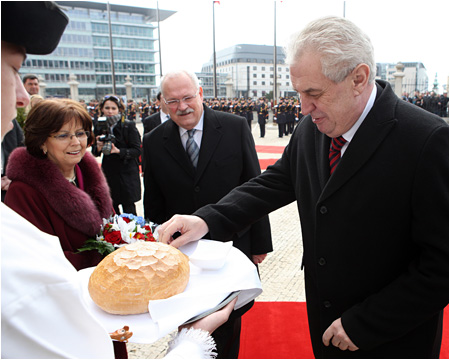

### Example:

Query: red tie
xmin=329 ymin=136 xmax=347 ymax=174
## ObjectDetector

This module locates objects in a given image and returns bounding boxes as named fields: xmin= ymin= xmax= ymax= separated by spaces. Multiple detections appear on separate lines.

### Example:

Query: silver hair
xmin=284 ymin=16 xmax=376 ymax=84
xmin=160 ymin=70 xmax=200 ymax=97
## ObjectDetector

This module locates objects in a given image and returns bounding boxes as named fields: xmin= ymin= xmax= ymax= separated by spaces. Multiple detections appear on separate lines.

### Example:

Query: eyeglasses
xmin=51 ymin=131 xmax=90 ymax=142
xmin=163 ymin=91 xmax=199 ymax=108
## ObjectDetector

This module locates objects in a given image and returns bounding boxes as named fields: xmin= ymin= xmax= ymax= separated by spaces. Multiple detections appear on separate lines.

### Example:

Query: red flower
xmin=133 ymin=232 xmax=146 ymax=240
xmin=122 ymin=217 xmax=132 ymax=224
xmin=104 ymin=230 xmax=124 ymax=245
xmin=143 ymin=225 xmax=152 ymax=231
xmin=146 ymin=233 xmax=156 ymax=242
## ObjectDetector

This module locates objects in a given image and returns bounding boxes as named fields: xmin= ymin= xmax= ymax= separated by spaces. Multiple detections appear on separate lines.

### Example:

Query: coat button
xmin=323 ymin=301 xmax=332 ymax=308
xmin=194 ymin=186 xmax=200 ymax=192
xmin=319 ymin=206 xmax=328 ymax=214
xmin=318 ymin=258 xmax=326 ymax=266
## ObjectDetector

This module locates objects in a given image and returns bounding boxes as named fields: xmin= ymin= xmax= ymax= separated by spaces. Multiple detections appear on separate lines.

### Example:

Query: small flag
xmin=214 ymin=1 xmax=220 ymax=4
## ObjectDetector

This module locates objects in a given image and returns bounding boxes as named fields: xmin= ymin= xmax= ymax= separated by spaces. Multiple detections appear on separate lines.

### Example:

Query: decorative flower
xmin=78 ymin=214 xmax=157 ymax=256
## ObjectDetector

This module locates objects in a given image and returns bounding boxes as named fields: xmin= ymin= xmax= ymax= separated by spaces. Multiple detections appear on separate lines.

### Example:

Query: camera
xmin=96 ymin=116 xmax=116 ymax=155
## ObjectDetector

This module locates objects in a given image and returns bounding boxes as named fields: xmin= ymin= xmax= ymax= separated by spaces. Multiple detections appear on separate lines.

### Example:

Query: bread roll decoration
xmin=88 ymin=241 xmax=190 ymax=315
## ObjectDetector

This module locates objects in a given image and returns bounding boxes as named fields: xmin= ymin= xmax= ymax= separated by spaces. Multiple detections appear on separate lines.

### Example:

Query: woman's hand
xmin=179 ymin=298 xmax=237 ymax=334
xmin=96 ymin=135 xmax=104 ymax=152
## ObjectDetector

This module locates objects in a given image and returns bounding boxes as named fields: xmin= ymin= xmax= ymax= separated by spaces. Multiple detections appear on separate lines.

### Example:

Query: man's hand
xmin=322 ymin=318 xmax=359 ymax=351
xmin=252 ymin=254 xmax=267 ymax=264
xmin=158 ymin=214 xmax=209 ymax=248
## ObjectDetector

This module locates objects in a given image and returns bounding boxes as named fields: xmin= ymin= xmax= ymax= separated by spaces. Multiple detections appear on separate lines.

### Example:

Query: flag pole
xmin=273 ymin=0 xmax=277 ymax=105
xmin=213 ymin=1 xmax=218 ymax=98
xmin=157 ymin=0 xmax=163 ymax=77
xmin=107 ymin=1 xmax=116 ymax=94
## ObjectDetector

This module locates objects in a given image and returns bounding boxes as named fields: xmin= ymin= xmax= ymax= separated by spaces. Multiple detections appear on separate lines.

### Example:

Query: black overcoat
xmin=195 ymin=81 xmax=449 ymax=358
xmin=93 ymin=120 xmax=142 ymax=205
xmin=143 ymin=105 xmax=273 ymax=259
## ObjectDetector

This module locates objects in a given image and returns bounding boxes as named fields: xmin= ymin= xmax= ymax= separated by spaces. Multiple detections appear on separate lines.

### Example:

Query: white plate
xmin=179 ymin=240 xmax=233 ymax=270
xmin=77 ymin=241 xmax=262 ymax=344
xmin=182 ymin=291 xmax=241 ymax=325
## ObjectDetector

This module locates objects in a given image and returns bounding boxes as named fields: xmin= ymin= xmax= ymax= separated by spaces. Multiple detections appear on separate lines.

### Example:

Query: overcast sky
xmin=105 ymin=0 xmax=449 ymax=92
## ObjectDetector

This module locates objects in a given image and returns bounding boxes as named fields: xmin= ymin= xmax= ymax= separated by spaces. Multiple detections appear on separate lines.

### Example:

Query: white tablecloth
xmin=77 ymin=240 xmax=262 ymax=343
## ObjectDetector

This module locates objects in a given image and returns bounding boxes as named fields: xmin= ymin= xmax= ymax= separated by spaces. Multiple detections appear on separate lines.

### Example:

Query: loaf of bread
xmin=88 ymin=241 xmax=190 ymax=315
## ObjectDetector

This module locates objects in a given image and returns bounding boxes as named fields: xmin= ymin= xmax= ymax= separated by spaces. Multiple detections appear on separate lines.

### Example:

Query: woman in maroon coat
xmin=5 ymin=99 xmax=127 ymax=358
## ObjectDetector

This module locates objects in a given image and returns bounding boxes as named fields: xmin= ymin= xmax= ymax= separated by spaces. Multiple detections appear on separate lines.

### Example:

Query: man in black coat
xmin=143 ymin=70 xmax=273 ymax=359
xmin=142 ymin=92 xmax=170 ymax=135
xmin=157 ymin=17 xmax=448 ymax=359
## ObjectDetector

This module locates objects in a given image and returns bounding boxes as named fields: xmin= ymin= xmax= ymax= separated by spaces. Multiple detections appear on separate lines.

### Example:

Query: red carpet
xmin=239 ymin=302 xmax=449 ymax=359
xmin=255 ymin=145 xmax=285 ymax=154
xmin=259 ymin=158 xmax=279 ymax=170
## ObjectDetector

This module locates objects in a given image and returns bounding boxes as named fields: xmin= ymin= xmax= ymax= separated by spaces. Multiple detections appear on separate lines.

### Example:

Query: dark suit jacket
xmin=142 ymin=112 xmax=163 ymax=135
xmin=194 ymin=81 xmax=449 ymax=358
xmin=143 ymin=105 xmax=272 ymax=259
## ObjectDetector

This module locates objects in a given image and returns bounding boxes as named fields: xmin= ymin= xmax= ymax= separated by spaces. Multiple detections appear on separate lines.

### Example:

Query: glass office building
xmin=20 ymin=1 xmax=175 ymax=101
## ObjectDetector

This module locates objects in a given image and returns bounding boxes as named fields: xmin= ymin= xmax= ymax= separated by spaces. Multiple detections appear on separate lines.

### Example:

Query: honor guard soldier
xmin=287 ymin=99 xmax=296 ymax=134
xmin=212 ymin=98 xmax=220 ymax=111
xmin=246 ymin=100 xmax=255 ymax=129
xmin=276 ymin=98 xmax=287 ymax=137
xmin=257 ymin=97 xmax=268 ymax=137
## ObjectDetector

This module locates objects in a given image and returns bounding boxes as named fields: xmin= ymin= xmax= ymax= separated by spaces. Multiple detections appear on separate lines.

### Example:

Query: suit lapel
xmin=195 ymin=106 xmax=223 ymax=182
xmin=162 ymin=120 xmax=195 ymax=176
xmin=315 ymin=128 xmax=331 ymax=190
xmin=319 ymin=82 xmax=398 ymax=202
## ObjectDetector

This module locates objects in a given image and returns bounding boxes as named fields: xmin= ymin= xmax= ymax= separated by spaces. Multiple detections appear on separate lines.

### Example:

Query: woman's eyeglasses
xmin=51 ymin=131 xmax=90 ymax=142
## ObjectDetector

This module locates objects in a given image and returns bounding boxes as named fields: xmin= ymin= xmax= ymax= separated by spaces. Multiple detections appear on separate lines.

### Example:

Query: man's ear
xmin=352 ymin=63 xmax=370 ymax=95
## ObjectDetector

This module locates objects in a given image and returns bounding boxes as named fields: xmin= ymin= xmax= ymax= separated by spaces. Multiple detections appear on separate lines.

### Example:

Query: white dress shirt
xmin=341 ymin=84 xmax=377 ymax=156
xmin=161 ymin=109 xmax=170 ymax=123
xmin=179 ymin=112 xmax=205 ymax=151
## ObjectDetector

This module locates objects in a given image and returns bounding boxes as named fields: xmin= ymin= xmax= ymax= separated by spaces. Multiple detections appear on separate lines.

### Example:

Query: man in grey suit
xmin=158 ymin=17 xmax=448 ymax=359
xmin=142 ymin=70 xmax=273 ymax=359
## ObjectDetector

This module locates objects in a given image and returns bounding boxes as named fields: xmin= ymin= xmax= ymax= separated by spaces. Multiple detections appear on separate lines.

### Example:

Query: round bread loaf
xmin=88 ymin=241 xmax=190 ymax=315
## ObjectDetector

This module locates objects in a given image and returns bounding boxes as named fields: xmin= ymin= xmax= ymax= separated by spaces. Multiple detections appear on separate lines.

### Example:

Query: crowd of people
xmin=2 ymin=2 xmax=448 ymax=360
xmin=402 ymin=90 xmax=449 ymax=117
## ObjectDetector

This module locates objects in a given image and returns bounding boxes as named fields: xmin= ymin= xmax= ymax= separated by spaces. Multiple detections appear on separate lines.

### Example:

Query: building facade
xmin=376 ymin=62 xmax=429 ymax=94
xmin=19 ymin=1 xmax=175 ymax=101
xmin=201 ymin=44 xmax=296 ymax=100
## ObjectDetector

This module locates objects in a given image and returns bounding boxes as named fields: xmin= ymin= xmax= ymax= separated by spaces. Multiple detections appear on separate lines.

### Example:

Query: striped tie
xmin=186 ymin=129 xmax=199 ymax=168
xmin=329 ymin=136 xmax=347 ymax=174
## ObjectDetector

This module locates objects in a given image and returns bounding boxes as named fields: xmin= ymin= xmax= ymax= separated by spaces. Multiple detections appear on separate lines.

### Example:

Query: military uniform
xmin=257 ymin=99 xmax=268 ymax=137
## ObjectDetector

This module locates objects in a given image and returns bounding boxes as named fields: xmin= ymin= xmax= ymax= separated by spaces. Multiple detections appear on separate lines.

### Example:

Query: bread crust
xmin=88 ymin=242 xmax=190 ymax=315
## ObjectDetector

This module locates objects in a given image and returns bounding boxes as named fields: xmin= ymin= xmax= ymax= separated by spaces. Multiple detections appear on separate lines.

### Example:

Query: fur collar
xmin=6 ymin=148 xmax=113 ymax=236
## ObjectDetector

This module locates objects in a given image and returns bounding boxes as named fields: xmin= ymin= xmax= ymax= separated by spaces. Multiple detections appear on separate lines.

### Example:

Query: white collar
xmin=179 ymin=111 xmax=205 ymax=137
xmin=342 ymin=84 xmax=377 ymax=143
xmin=160 ymin=109 xmax=170 ymax=122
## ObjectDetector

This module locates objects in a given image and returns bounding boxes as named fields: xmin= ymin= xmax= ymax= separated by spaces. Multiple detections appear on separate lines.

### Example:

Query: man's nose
xmin=300 ymin=97 xmax=314 ymax=115
xmin=16 ymin=76 xmax=30 ymax=109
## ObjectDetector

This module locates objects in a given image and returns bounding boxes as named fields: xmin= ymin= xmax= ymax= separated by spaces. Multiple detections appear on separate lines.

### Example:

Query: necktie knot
xmin=329 ymin=136 xmax=347 ymax=174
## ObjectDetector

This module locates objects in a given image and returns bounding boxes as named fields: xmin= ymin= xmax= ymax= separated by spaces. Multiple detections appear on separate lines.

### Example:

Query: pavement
xmin=123 ymin=117 xmax=306 ymax=358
